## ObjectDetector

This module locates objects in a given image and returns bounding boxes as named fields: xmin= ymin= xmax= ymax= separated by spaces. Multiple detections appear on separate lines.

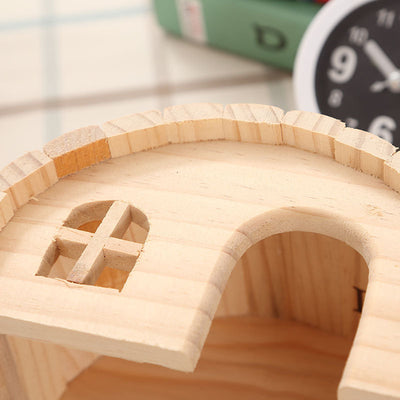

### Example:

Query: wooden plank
xmin=0 ymin=193 xmax=13 ymax=231
xmin=61 ymin=317 xmax=354 ymax=400
xmin=7 ymin=335 xmax=98 ymax=400
xmin=55 ymin=227 xmax=92 ymax=259
xmin=43 ymin=125 xmax=110 ymax=178
xmin=102 ymin=110 xmax=169 ymax=158
xmin=164 ymin=103 xmax=224 ymax=143
xmin=103 ymin=237 xmax=142 ymax=271
xmin=67 ymin=201 xmax=133 ymax=284
xmin=0 ymin=151 xmax=58 ymax=210
xmin=0 ymin=335 xmax=28 ymax=400
xmin=0 ymin=104 xmax=400 ymax=398
xmin=335 ymin=128 xmax=396 ymax=179
xmin=223 ymin=103 xmax=283 ymax=143
xmin=282 ymin=110 xmax=345 ymax=157
xmin=384 ymin=151 xmax=400 ymax=194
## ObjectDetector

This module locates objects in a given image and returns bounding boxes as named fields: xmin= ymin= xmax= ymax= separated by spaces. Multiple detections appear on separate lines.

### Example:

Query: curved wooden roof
xmin=0 ymin=104 xmax=400 ymax=399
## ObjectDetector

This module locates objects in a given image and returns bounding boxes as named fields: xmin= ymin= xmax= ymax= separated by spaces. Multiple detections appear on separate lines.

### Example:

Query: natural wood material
xmin=335 ymin=127 xmax=396 ymax=179
xmin=0 ymin=151 xmax=58 ymax=210
xmin=384 ymin=151 xmax=400 ymax=193
xmin=223 ymin=103 xmax=283 ymax=143
xmin=1 ymin=104 xmax=400 ymax=399
xmin=102 ymin=110 xmax=169 ymax=158
xmin=61 ymin=317 xmax=354 ymax=400
xmin=216 ymin=232 xmax=368 ymax=336
xmin=0 ymin=335 xmax=27 ymax=400
xmin=0 ymin=193 xmax=13 ymax=231
xmin=6 ymin=335 xmax=98 ymax=400
xmin=164 ymin=103 xmax=224 ymax=143
xmin=43 ymin=125 xmax=110 ymax=178
xmin=282 ymin=110 xmax=345 ymax=157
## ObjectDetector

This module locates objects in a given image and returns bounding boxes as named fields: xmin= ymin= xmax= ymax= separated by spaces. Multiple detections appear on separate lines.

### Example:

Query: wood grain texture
xmin=384 ymin=151 xmax=400 ymax=193
xmin=0 ymin=140 xmax=398 ymax=399
xmin=282 ymin=110 xmax=345 ymax=157
xmin=62 ymin=317 xmax=354 ymax=400
xmin=0 ymin=104 xmax=400 ymax=399
xmin=43 ymin=125 xmax=110 ymax=178
xmin=216 ymin=232 xmax=368 ymax=337
xmin=102 ymin=110 xmax=169 ymax=158
xmin=0 ymin=335 xmax=28 ymax=400
xmin=164 ymin=103 xmax=224 ymax=143
xmin=223 ymin=103 xmax=283 ymax=143
xmin=335 ymin=127 xmax=396 ymax=179
xmin=0 ymin=192 xmax=13 ymax=231
xmin=6 ymin=335 xmax=98 ymax=400
xmin=0 ymin=151 xmax=58 ymax=210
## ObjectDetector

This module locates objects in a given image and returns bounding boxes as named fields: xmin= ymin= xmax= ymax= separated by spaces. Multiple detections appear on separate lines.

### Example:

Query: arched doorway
xmin=62 ymin=230 xmax=367 ymax=400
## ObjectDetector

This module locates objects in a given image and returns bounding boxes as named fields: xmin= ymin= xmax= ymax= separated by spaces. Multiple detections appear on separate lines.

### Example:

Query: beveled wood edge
xmin=1 ymin=103 xmax=398 ymax=232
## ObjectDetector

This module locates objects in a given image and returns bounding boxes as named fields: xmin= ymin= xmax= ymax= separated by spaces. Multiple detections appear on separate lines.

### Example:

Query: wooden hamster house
xmin=0 ymin=103 xmax=399 ymax=400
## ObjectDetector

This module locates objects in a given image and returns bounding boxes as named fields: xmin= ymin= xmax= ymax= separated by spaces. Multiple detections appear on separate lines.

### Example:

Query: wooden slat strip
xmin=95 ymin=201 xmax=131 ymax=239
xmin=223 ymin=103 xmax=283 ymax=144
xmin=44 ymin=125 xmax=111 ymax=178
xmin=164 ymin=103 xmax=224 ymax=143
xmin=102 ymin=110 xmax=169 ymax=158
xmin=66 ymin=201 xmax=131 ymax=284
xmin=282 ymin=110 xmax=345 ymax=157
xmin=55 ymin=227 xmax=93 ymax=259
xmin=0 ymin=193 xmax=13 ymax=231
xmin=335 ymin=127 xmax=396 ymax=179
xmin=103 ymin=237 xmax=142 ymax=271
xmin=0 ymin=151 xmax=58 ymax=210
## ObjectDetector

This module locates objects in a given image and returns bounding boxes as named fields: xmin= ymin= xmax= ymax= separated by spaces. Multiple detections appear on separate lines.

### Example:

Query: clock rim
xmin=294 ymin=0 xmax=377 ymax=114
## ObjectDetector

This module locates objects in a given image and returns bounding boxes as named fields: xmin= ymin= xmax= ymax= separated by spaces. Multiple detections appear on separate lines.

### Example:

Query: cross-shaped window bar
xmin=54 ymin=201 xmax=143 ymax=286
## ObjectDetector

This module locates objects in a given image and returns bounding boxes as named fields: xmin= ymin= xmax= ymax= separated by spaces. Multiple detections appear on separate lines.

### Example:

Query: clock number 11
xmin=377 ymin=9 xmax=396 ymax=29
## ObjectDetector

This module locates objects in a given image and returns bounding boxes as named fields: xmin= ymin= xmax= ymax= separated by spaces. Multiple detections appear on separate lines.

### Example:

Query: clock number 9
xmin=328 ymin=46 xmax=358 ymax=84
xmin=368 ymin=116 xmax=396 ymax=143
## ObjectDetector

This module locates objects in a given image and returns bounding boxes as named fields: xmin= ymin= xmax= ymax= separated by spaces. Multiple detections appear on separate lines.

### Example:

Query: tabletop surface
xmin=0 ymin=0 xmax=293 ymax=169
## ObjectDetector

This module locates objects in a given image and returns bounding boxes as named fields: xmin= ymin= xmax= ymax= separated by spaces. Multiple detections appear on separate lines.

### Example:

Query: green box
xmin=153 ymin=0 xmax=321 ymax=70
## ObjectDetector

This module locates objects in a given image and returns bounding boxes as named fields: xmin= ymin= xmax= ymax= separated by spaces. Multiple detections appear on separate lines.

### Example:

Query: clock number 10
xmin=328 ymin=46 xmax=357 ymax=84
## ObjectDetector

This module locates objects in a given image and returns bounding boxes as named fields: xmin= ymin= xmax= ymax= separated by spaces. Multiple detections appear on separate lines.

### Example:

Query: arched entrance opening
xmin=62 ymin=230 xmax=368 ymax=400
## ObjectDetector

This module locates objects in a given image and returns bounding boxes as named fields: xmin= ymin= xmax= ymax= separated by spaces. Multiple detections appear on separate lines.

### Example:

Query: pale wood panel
xmin=335 ymin=128 xmax=396 ymax=179
xmin=0 ymin=98 xmax=399 ymax=399
xmin=0 ymin=192 xmax=13 ymax=231
xmin=223 ymin=103 xmax=283 ymax=143
xmin=102 ymin=109 xmax=169 ymax=158
xmin=7 ymin=335 xmax=98 ymax=400
xmin=384 ymin=151 xmax=400 ymax=194
xmin=0 ymin=142 xmax=399 ymax=379
xmin=0 ymin=335 xmax=28 ymax=400
xmin=43 ymin=126 xmax=110 ymax=178
xmin=62 ymin=317 xmax=353 ymax=400
xmin=217 ymin=232 xmax=368 ymax=337
xmin=164 ymin=103 xmax=225 ymax=143
xmin=282 ymin=110 xmax=345 ymax=157
xmin=0 ymin=151 xmax=58 ymax=210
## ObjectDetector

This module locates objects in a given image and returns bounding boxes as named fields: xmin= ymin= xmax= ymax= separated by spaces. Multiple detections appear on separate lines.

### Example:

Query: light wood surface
xmin=216 ymin=232 xmax=368 ymax=336
xmin=0 ymin=151 xmax=58 ymax=210
xmin=43 ymin=125 xmax=110 ymax=178
xmin=6 ymin=335 xmax=98 ymax=400
xmin=0 ymin=104 xmax=400 ymax=399
xmin=61 ymin=316 xmax=354 ymax=400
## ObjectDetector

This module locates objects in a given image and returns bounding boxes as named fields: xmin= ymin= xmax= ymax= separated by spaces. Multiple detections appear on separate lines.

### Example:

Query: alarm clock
xmin=294 ymin=0 xmax=400 ymax=146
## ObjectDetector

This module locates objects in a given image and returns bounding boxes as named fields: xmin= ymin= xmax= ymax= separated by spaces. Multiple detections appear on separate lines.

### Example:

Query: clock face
xmin=315 ymin=0 xmax=400 ymax=146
